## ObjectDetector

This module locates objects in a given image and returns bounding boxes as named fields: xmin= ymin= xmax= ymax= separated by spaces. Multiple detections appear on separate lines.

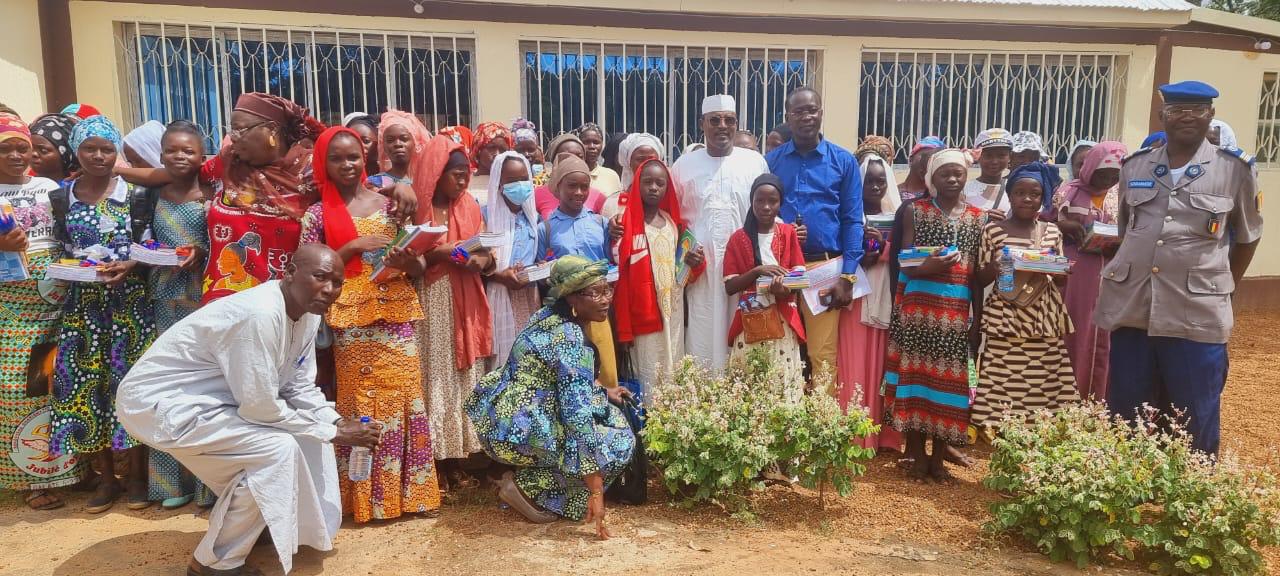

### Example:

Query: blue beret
xmin=1159 ymin=81 xmax=1219 ymax=104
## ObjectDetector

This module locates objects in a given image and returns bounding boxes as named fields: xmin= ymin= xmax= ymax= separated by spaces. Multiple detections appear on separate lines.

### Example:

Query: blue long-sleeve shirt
xmin=766 ymin=139 xmax=865 ymax=274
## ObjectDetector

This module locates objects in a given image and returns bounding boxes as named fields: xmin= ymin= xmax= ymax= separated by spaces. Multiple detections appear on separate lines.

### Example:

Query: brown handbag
xmin=997 ymin=222 xmax=1053 ymax=308
xmin=741 ymin=305 xmax=785 ymax=344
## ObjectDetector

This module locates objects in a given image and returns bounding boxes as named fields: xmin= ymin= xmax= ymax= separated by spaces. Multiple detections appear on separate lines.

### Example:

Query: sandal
xmin=186 ymin=559 xmax=263 ymax=576
xmin=24 ymin=490 xmax=64 ymax=511
xmin=497 ymin=472 xmax=557 ymax=524
xmin=162 ymin=495 xmax=193 ymax=510
xmin=85 ymin=482 xmax=122 ymax=514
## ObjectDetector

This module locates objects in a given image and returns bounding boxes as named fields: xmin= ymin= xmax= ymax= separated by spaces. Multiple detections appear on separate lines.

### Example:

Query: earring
xmin=269 ymin=134 xmax=278 ymax=147
xmin=570 ymin=307 xmax=579 ymax=318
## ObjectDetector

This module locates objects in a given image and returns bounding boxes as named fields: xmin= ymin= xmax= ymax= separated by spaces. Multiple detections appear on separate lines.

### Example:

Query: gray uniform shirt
xmin=1093 ymin=139 xmax=1263 ymax=344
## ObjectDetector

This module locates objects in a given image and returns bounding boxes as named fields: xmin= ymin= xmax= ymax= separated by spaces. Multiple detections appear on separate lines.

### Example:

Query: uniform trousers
xmin=1107 ymin=327 xmax=1228 ymax=455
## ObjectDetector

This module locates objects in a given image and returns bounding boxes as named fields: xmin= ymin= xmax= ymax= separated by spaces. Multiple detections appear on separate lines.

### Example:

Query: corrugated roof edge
xmin=1191 ymin=7 xmax=1280 ymax=37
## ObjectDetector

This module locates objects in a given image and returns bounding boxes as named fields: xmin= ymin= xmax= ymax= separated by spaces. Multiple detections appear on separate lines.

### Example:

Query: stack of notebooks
xmin=1011 ymin=248 xmax=1071 ymax=275
xmin=458 ymin=232 xmax=507 ymax=253
xmin=516 ymin=261 xmax=553 ymax=283
xmin=130 ymin=243 xmax=188 ymax=267
xmin=370 ymin=223 xmax=448 ymax=283
xmin=1080 ymin=222 xmax=1121 ymax=254
xmin=47 ymin=260 xmax=103 ymax=282
xmin=866 ymin=214 xmax=895 ymax=241
xmin=756 ymin=266 xmax=811 ymax=290
xmin=898 ymin=246 xmax=954 ymax=267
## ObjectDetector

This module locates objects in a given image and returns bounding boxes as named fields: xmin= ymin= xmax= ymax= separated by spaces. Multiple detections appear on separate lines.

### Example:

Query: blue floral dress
xmin=49 ymin=179 xmax=156 ymax=455
xmin=465 ymin=306 xmax=635 ymax=520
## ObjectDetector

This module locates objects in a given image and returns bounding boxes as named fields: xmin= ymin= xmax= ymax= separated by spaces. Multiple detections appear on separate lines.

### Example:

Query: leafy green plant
xmin=644 ymin=350 xmax=877 ymax=511
xmin=984 ymin=402 xmax=1280 ymax=574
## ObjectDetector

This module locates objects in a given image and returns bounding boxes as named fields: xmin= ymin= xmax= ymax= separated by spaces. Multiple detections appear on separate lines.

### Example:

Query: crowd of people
xmin=0 ymin=76 xmax=1262 ymax=575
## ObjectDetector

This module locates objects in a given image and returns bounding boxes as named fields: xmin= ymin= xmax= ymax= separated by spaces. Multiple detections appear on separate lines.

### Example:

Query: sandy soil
xmin=1 ymin=312 xmax=1275 ymax=576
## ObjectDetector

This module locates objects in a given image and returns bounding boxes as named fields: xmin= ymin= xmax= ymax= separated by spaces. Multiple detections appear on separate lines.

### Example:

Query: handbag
xmin=741 ymin=304 xmax=785 ymax=344
xmin=997 ymin=222 xmax=1052 ymax=308
xmin=605 ymin=396 xmax=648 ymax=505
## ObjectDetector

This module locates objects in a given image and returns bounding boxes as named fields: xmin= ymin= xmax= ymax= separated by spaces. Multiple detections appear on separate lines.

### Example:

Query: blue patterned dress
xmin=49 ymin=179 xmax=156 ymax=455
xmin=145 ymin=196 xmax=214 ymax=504
xmin=465 ymin=306 xmax=635 ymax=520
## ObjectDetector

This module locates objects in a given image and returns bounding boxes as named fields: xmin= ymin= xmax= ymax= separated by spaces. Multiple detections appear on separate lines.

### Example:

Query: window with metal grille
xmin=1256 ymin=73 xmax=1280 ymax=164
xmin=115 ymin=22 xmax=475 ymax=147
xmin=859 ymin=50 xmax=1128 ymax=165
xmin=520 ymin=40 xmax=821 ymax=158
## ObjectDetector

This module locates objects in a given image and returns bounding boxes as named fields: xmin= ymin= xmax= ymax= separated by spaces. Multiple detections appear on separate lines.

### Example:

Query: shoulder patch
xmin=1217 ymin=146 xmax=1255 ymax=165
xmin=1123 ymin=147 xmax=1155 ymax=164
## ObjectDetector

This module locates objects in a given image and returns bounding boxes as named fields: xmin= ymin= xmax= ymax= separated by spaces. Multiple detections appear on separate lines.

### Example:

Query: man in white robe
xmin=671 ymin=94 xmax=769 ymax=371
xmin=117 ymin=245 xmax=381 ymax=576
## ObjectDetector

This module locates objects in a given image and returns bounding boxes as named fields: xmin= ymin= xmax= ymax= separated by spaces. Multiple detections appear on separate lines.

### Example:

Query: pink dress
xmin=836 ymin=241 xmax=903 ymax=451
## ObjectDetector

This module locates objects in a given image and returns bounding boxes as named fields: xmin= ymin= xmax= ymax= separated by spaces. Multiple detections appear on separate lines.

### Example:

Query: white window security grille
xmin=115 ymin=21 xmax=475 ymax=147
xmin=520 ymin=40 xmax=821 ymax=158
xmin=859 ymin=50 xmax=1128 ymax=164
xmin=1256 ymin=72 xmax=1280 ymax=164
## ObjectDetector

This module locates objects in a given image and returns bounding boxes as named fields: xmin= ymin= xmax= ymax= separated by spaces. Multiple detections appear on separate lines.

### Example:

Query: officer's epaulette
xmin=1122 ymin=146 xmax=1155 ymax=164
xmin=1218 ymin=145 xmax=1256 ymax=167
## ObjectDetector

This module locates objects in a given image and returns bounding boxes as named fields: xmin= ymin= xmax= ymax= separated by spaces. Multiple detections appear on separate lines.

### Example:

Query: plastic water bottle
xmin=997 ymin=247 xmax=1016 ymax=294
xmin=347 ymin=416 xmax=373 ymax=482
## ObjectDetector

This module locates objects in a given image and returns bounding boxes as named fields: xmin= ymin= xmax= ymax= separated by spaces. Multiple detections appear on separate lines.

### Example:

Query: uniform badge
xmin=1128 ymin=180 xmax=1155 ymax=189
xmin=1155 ymin=164 xmax=1169 ymax=177
xmin=1186 ymin=165 xmax=1203 ymax=179
xmin=1208 ymin=216 xmax=1221 ymax=235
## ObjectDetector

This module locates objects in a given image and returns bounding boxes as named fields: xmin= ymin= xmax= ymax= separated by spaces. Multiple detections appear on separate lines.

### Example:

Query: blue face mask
xmin=531 ymin=163 xmax=545 ymax=176
xmin=502 ymin=180 xmax=535 ymax=205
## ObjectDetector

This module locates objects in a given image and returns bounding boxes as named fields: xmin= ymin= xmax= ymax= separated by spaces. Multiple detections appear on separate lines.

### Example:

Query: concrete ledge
xmin=1237 ymin=276 xmax=1280 ymax=313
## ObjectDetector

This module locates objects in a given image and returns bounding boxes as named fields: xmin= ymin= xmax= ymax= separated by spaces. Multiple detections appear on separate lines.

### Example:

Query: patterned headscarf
xmin=70 ymin=115 xmax=122 ymax=154
xmin=511 ymin=117 xmax=538 ymax=144
xmin=924 ymin=149 xmax=970 ymax=197
xmin=123 ymin=119 xmax=166 ymax=168
xmin=617 ymin=132 xmax=665 ymax=185
xmin=1070 ymin=141 xmax=1127 ymax=197
xmin=471 ymin=121 xmax=514 ymax=169
xmin=232 ymin=92 xmax=323 ymax=147
xmin=1066 ymin=139 xmax=1097 ymax=180
xmin=1004 ymin=161 xmax=1063 ymax=212
xmin=60 ymin=103 xmax=101 ymax=120
xmin=575 ymin=122 xmax=605 ymax=145
xmin=1011 ymin=131 xmax=1047 ymax=159
xmin=856 ymin=135 xmax=895 ymax=163
xmin=0 ymin=113 xmax=30 ymax=144
xmin=30 ymin=114 xmax=77 ymax=171
xmin=438 ymin=125 xmax=473 ymax=158
xmin=544 ymin=254 xmax=609 ymax=304
xmin=910 ymin=135 xmax=945 ymax=158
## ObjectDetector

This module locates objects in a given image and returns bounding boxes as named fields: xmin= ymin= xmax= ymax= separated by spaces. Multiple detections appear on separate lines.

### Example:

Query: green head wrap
xmin=544 ymin=255 xmax=608 ymax=305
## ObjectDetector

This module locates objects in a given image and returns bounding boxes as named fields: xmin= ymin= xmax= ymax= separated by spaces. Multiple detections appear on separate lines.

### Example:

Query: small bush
xmin=644 ymin=350 xmax=877 ymax=511
xmin=984 ymin=402 xmax=1280 ymax=575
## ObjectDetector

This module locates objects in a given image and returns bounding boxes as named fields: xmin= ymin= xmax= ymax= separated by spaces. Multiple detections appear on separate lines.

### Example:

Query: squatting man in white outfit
xmin=117 ymin=244 xmax=383 ymax=576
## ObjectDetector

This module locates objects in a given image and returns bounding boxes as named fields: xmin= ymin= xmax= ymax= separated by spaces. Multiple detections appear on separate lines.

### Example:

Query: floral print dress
xmin=466 ymin=306 xmax=635 ymax=520
xmin=49 ymin=179 xmax=156 ymax=455
xmin=301 ymin=201 xmax=440 ymax=522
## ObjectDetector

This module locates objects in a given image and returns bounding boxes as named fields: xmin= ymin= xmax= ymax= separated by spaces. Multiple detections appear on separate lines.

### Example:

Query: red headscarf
xmin=437 ymin=125 xmax=472 ymax=160
xmin=471 ymin=121 xmax=514 ymax=170
xmin=220 ymin=92 xmax=325 ymax=219
xmin=614 ymin=158 xmax=703 ymax=342
xmin=312 ymin=126 xmax=367 ymax=278
xmin=420 ymin=134 xmax=492 ymax=370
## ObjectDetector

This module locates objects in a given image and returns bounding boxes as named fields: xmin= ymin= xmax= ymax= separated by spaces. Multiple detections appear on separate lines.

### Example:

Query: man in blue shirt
xmin=766 ymin=87 xmax=864 ymax=393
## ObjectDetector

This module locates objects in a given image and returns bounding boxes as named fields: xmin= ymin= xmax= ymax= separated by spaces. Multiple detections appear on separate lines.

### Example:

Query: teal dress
xmin=146 ymin=196 xmax=215 ymax=505
xmin=465 ymin=306 xmax=635 ymax=520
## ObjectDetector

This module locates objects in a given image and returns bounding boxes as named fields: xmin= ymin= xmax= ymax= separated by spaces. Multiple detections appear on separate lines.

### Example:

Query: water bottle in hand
xmin=347 ymin=416 xmax=373 ymax=482
xmin=997 ymin=246 xmax=1016 ymax=294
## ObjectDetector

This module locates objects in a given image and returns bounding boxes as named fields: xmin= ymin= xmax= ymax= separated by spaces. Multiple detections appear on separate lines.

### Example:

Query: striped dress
xmin=970 ymin=222 xmax=1078 ymax=429
xmin=882 ymin=199 xmax=983 ymax=446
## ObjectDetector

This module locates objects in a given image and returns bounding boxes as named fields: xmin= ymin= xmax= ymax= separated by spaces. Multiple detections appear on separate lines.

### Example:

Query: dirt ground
xmin=1 ymin=312 xmax=1276 ymax=576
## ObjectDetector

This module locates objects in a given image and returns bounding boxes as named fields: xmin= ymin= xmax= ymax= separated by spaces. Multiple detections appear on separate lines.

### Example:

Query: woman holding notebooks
xmin=482 ymin=151 xmax=541 ymax=368
xmin=300 ymin=126 xmax=441 ymax=521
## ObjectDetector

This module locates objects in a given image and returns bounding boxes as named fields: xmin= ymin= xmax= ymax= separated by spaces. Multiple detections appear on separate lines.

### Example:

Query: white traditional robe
xmin=670 ymin=147 xmax=768 ymax=372
xmin=117 ymin=281 xmax=341 ymax=574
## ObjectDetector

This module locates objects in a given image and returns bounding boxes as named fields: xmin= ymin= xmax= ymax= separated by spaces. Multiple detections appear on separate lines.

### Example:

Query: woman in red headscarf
xmin=613 ymin=158 xmax=704 ymax=400
xmin=415 ymin=134 xmax=494 ymax=489
xmin=465 ymin=122 xmax=512 ymax=204
xmin=299 ymin=126 xmax=440 ymax=522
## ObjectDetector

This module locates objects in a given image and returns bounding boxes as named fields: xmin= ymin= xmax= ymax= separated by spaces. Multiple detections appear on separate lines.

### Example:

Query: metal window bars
xmin=1257 ymin=72 xmax=1280 ymax=164
xmin=859 ymin=50 xmax=1128 ymax=165
xmin=519 ymin=40 xmax=821 ymax=159
xmin=115 ymin=21 xmax=475 ymax=147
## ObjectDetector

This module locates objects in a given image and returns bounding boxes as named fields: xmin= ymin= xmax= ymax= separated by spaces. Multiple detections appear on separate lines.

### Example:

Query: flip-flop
xmin=24 ymin=490 xmax=65 ymax=511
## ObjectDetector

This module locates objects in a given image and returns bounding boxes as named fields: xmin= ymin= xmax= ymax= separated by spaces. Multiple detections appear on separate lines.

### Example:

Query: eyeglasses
xmin=787 ymin=106 xmax=821 ymax=118
xmin=1163 ymin=105 xmax=1212 ymax=119
xmin=228 ymin=121 xmax=270 ymax=140
xmin=576 ymin=285 xmax=614 ymax=301
xmin=705 ymin=114 xmax=738 ymax=127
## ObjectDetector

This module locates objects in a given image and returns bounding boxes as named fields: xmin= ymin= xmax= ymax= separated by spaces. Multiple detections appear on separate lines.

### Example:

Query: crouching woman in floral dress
xmin=465 ymin=255 xmax=635 ymax=539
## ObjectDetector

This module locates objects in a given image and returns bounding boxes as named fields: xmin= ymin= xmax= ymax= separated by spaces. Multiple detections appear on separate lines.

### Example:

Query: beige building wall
xmin=1170 ymin=46 xmax=1280 ymax=276
xmin=0 ymin=0 xmax=47 ymax=121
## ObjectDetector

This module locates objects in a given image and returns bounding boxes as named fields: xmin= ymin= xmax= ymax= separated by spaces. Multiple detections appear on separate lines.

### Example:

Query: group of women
xmin=0 ymin=91 xmax=1152 ymax=534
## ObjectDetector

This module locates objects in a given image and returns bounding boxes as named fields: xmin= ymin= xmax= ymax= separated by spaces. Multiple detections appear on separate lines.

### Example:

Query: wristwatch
xmin=839 ymin=273 xmax=858 ymax=285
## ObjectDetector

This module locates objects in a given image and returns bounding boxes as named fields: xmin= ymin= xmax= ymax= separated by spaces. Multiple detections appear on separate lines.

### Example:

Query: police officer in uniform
xmin=1095 ymin=80 xmax=1263 ymax=455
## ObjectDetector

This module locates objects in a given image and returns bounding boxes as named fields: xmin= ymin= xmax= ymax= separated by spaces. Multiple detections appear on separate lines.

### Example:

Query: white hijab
xmin=858 ymin=153 xmax=900 ymax=329
xmin=122 ymin=120 xmax=165 ymax=168
xmin=617 ymin=133 xmax=665 ymax=185
xmin=859 ymin=153 xmax=901 ymax=214
xmin=484 ymin=150 xmax=539 ymax=364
